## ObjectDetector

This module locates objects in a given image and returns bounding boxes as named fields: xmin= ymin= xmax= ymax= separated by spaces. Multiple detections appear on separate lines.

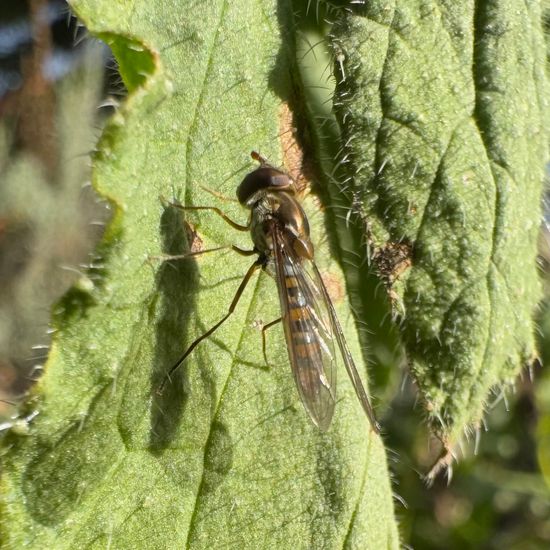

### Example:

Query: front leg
xmin=161 ymin=196 xmax=249 ymax=232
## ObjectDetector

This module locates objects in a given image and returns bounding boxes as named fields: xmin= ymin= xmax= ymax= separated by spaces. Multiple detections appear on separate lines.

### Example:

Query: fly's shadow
xmin=148 ymin=204 xmax=215 ymax=452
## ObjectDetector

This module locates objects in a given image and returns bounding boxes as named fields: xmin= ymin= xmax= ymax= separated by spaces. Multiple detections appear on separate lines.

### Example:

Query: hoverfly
xmin=158 ymin=152 xmax=379 ymax=432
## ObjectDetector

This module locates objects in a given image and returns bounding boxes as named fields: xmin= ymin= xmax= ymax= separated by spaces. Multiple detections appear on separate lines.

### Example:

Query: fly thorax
xmin=249 ymin=196 xmax=274 ymax=255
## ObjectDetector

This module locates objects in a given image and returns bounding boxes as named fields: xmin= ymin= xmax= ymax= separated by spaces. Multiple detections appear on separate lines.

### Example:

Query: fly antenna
xmin=251 ymin=151 xmax=269 ymax=165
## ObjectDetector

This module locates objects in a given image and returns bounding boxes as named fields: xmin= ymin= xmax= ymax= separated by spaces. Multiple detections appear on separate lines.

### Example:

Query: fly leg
xmin=149 ymin=246 xmax=228 ymax=263
xmin=261 ymin=317 xmax=282 ymax=368
xmin=199 ymin=185 xmax=239 ymax=203
xmin=149 ymin=245 xmax=255 ymax=263
xmin=157 ymin=259 xmax=262 ymax=394
xmin=161 ymin=196 xmax=249 ymax=231
xmin=151 ymin=197 xmax=252 ymax=262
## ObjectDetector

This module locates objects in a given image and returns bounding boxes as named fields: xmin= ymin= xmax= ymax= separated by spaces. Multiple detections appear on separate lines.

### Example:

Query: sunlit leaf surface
xmin=0 ymin=1 xmax=399 ymax=548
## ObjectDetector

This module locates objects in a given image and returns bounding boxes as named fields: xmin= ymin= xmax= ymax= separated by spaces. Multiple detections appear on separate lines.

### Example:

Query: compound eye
xmin=237 ymin=167 xmax=294 ymax=204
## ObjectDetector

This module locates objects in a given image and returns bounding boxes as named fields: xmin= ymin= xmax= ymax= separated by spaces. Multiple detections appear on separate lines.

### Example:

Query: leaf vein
xmin=184 ymin=269 xmax=261 ymax=547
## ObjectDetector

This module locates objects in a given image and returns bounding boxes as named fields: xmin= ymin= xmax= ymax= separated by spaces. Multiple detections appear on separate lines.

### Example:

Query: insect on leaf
xmin=0 ymin=1 xmax=399 ymax=548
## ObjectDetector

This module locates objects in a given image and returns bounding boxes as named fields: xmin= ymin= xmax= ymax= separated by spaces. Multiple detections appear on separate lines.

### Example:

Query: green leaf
xmin=0 ymin=1 xmax=399 ymax=547
xmin=329 ymin=2 xmax=549 ymax=447
xmin=284 ymin=1 xmax=405 ymax=403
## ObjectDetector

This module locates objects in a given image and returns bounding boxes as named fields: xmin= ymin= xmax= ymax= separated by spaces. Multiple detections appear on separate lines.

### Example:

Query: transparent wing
xmin=273 ymin=227 xmax=380 ymax=433
xmin=272 ymin=228 xmax=337 ymax=431
xmin=310 ymin=263 xmax=380 ymax=433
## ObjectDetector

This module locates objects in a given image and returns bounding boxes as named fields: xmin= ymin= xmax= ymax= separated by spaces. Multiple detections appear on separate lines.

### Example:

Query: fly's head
xmin=236 ymin=152 xmax=296 ymax=207
xmin=241 ymin=151 xmax=314 ymax=262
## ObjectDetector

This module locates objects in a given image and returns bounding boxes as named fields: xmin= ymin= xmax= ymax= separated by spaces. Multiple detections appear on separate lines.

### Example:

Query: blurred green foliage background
xmin=0 ymin=1 xmax=549 ymax=548
xmin=0 ymin=0 xmax=110 ymax=402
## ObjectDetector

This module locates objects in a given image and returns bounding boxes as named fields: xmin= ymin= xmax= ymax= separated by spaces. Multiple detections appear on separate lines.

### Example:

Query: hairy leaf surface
xmin=331 ymin=1 xmax=549 ymax=444
xmin=0 ymin=1 xmax=399 ymax=548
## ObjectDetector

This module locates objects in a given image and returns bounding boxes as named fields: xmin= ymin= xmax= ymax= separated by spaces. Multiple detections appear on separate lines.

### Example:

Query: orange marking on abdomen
xmin=289 ymin=307 xmax=310 ymax=321
xmin=294 ymin=342 xmax=321 ymax=359
xmin=285 ymin=276 xmax=298 ymax=288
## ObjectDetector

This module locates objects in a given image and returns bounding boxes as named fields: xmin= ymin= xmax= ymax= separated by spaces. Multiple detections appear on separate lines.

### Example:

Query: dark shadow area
xmin=148 ymin=205 xmax=214 ymax=452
